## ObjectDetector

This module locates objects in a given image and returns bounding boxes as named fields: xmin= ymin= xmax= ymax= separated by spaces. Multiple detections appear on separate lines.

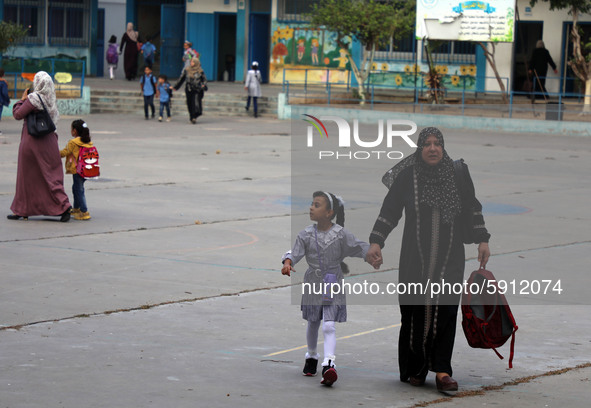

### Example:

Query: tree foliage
xmin=310 ymin=0 xmax=416 ymax=101
xmin=0 ymin=21 xmax=28 ymax=55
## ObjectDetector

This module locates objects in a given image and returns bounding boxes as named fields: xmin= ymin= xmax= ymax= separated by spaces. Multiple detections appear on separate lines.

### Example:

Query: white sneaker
xmin=158 ymin=116 xmax=162 ymax=122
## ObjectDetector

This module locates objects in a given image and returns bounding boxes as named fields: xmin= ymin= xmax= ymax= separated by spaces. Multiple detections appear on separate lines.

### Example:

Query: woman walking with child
xmin=7 ymin=71 xmax=71 ymax=222
xmin=366 ymin=127 xmax=491 ymax=395
xmin=173 ymin=58 xmax=207 ymax=124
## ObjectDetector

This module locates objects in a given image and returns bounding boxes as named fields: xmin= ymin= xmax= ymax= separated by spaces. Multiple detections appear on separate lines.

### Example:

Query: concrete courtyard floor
xmin=0 ymin=111 xmax=590 ymax=408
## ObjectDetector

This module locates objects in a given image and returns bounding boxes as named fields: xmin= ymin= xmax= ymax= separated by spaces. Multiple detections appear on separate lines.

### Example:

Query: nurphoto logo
xmin=302 ymin=115 xmax=417 ymax=160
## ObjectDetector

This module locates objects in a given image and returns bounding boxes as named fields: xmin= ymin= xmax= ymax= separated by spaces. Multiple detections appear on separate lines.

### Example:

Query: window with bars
xmin=3 ymin=0 xmax=45 ymax=45
xmin=424 ymin=41 xmax=476 ymax=64
xmin=277 ymin=0 xmax=321 ymax=22
xmin=375 ymin=35 xmax=476 ymax=64
xmin=48 ymin=0 xmax=89 ymax=46
xmin=375 ymin=31 xmax=416 ymax=62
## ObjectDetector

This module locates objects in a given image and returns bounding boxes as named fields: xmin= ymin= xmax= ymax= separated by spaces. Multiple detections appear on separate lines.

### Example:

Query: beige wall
xmin=186 ymin=0 xmax=237 ymax=14
xmin=488 ymin=0 xmax=591 ymax=93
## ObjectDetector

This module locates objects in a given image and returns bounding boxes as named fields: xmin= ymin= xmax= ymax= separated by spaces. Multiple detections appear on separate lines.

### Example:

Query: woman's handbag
xmin=27 ymin=95 xmax=56 ymax=138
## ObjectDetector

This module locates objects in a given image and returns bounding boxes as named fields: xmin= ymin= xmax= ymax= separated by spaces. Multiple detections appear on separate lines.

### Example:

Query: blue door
xmin=160 ymin=4 xmax=185 ymax=78
xmin=249 ymin=13 xmax=270 ymax=83
xmin=96 ymin=9 xmax=105 ymax=77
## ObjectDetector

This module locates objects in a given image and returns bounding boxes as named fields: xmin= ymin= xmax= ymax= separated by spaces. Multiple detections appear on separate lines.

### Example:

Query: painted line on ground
xmin=263 ymin=323 xmax=401 ymax=357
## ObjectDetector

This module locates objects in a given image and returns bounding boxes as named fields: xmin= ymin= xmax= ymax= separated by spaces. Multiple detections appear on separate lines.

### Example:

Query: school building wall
xmin=485 ymin=0 xmax=591 ymax=95
xmin=185 ymin=0 xmax=244 ymax=82
xmin=0 ymin=0 xmax=99 ymax=76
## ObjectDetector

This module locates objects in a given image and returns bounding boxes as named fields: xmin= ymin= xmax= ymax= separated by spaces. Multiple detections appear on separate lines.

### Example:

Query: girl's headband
xmin=322 ymin=192 xmax=333 ymax=209
xmin=322 ymin=192 xmax=345 ymax=210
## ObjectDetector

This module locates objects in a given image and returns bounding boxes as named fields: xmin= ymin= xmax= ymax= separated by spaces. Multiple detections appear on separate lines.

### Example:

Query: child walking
xmin=60 ymin=120 xmax=94 ymax=220
xmin=106 ymin=35 xmax=119 ymax=80
xmin=281 ymin=191 xmax=370 ymax=386
xmin=244 ymin=61 xmax=262 ymax=118
xmin=140 ymin=66 xmax=156 ymax=119
xmin=140 ymin=37 xmax=157 ymax=69
xmin=156 ymin=74 xmax=172 ymax=122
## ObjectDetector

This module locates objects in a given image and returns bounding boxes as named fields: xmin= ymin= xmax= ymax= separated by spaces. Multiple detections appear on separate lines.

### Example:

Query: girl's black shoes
xmin=303 ymin=358 xmax=318 ymax=376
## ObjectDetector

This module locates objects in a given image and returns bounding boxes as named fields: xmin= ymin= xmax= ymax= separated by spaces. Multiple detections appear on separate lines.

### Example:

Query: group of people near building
xmin=108 ymin=23 xmax=262 ymax=121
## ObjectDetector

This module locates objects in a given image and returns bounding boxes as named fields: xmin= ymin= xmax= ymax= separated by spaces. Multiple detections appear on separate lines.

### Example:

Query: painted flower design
xmin=381 ymin=63 xmax=389 ymax=71
xmin=395 ymin=74 xmax=403 ymax=86
xmin=451 ymin=75 xmax=460 ymax=86
xmin=468 ymin=65 xmax=476 ymax=76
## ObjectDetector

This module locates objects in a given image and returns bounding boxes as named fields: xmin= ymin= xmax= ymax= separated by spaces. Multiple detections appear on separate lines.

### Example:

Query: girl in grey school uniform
xmin=282 ymin=191 xmax=370 ymax=386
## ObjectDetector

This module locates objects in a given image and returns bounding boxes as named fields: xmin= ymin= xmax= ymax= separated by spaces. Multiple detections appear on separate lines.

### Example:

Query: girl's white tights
xmin=305 ymin=320 xmax=336 ymax=366
xmin=109 ymin=66 xmax=115 ymax=79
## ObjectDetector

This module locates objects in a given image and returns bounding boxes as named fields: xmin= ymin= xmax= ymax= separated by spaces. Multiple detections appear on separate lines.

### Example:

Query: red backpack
xmin=76 ymin=146 xmax=100 ymax=179
xmin=462 ymin=268 xmax=518 ymax=368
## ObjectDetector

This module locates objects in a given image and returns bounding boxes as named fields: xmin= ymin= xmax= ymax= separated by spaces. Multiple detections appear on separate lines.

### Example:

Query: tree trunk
xmin=477 ymin=42 xmax=508 ymax=104
xmin=343 ymin=42 xmax=371 ymax=104
xmin=567 ymin=7 xmax=591 ymax=112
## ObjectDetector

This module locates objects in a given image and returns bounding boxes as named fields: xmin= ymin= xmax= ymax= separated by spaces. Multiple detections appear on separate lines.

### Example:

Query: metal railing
xmin=283 ymin=69 xmax=589 ymax=122
xmin=0 ymin=56 xmax=86 ymax=98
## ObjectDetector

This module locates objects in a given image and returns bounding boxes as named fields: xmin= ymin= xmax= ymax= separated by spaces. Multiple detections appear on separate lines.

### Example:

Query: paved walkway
xmin=0 ymin=113 xmax=590 ymax=407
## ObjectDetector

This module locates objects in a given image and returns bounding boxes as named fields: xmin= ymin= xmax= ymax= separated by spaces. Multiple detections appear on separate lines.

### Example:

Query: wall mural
xmin=270 ymin=21 xmax=352 ymax=85
xmin=270 ymin=21 xmax=478 ymax=91
xmin=368 ymin=62 xmax=477 ymax=91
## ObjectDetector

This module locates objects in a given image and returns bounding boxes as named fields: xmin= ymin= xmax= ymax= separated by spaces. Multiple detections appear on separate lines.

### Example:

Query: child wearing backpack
xmin=106 ymin=35 xmax=119 ymax=80
xmin=60 ymin=119 xmax=99 ymax=221
xmin=281 ymin=191 xmax=371 ymax=386
xmin=140 ymin=37 xmax=157 ymax=69
xmin=140 ymin=66 xmax=157 ymax=119
xmin=156 ymin=74 xmax=172 ymax=122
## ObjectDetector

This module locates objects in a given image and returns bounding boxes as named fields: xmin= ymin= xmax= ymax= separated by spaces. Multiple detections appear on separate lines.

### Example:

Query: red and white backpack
xmin=76 ymin=146 xmax=100 ymax=179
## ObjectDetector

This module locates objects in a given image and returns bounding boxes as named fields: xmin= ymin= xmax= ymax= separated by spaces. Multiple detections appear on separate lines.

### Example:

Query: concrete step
xmin=89 ymin=88 xmax=277 ymax=116
xmin=90 ymin=104 xmax=274 ymax=117
xmin=91 ymin=88 xmax=277 ymax=101
xmin=90 ymin=96 xmax=276 ymax=107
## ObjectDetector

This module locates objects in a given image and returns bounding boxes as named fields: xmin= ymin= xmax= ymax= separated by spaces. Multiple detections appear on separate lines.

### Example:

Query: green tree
xmin=310 ymin=0 xmax=415 ymax=103
xmin=530 ymin=0 xmax=591 ymax=112
xmin=0 ymin=21 xmax=28 ymax=55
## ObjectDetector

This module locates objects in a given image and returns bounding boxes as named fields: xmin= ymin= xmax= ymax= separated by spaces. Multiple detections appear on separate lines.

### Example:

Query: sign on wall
xmin=416 ymin=0 xmax=515 ymax=42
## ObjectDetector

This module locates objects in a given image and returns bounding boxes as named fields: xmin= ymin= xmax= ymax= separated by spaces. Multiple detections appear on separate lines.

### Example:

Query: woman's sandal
xmin=7 ymin=214 xmax=28 ymax=220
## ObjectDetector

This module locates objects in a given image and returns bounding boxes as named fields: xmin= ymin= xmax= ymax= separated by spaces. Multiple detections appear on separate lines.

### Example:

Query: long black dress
xmin=119 ymin=33 xmax=139 ymax=81
xmin=529 ymin=48 xmax=556 ymax=96
xmin=173 ymin=68 xmax=207 ymax=121
xmin=370 ymin=162 xmax=490 ymax=380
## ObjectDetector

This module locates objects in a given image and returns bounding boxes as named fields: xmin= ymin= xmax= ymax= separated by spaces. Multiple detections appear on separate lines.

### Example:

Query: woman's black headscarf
xmin=382 ymin=127 xmax=461 ymax=225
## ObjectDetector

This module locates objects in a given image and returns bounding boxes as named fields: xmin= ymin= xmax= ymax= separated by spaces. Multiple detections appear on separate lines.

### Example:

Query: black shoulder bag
xmin=27 ymin=95 xmax=56 ymax=138
xmin=453 ymin=159 xmax=476 ymax=244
